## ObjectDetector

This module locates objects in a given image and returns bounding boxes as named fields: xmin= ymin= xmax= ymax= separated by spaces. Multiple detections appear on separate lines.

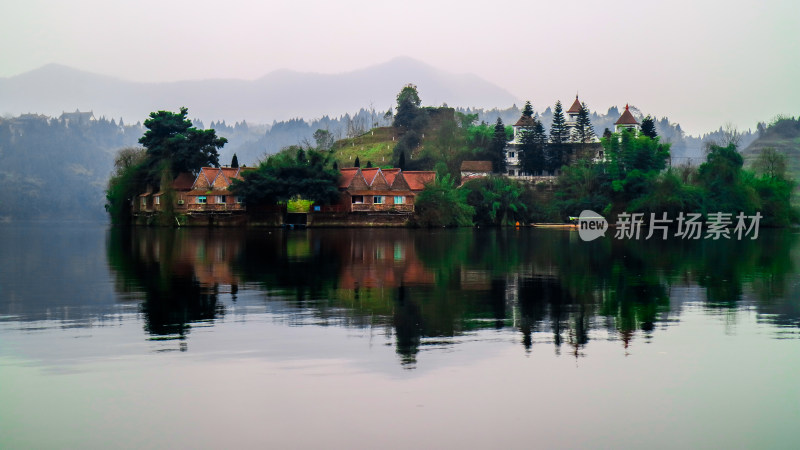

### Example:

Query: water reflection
xmin=102 ymin=226 xmax=800 ymax=365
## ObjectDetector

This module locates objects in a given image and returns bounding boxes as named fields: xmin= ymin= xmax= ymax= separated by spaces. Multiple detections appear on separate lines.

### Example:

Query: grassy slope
xmin=330 ymin=127 xmax=400 ymax=168
xmin=741 ymin=123 xmax=800 ymax=203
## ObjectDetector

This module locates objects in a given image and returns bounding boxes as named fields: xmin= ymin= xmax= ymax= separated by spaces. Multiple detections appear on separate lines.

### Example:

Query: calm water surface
xmin=1 ymin=224 xmax=799 ymax=449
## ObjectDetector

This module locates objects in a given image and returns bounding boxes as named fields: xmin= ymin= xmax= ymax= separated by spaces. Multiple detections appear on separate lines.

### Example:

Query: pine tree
xmin=640 ymin=115 xmax=658 ymax=139
xmin=332 ymin=160 xmax=339 ymax=171
xmin=366 ymin=160 xmax=373 ymax=168
xmin=231 ymin=153 xmax=239 ymax=168
xmin=574 ymin=102 xmax=596 ymax=144
xmin=491 ymin=118 xmax=507 ymax=173
xmin=522 ymin=101 xmax=534 ymax=118
xmin=549 ymin=101 xmax=568 ymax=145
xmin=354 ymin=156 xmax=360 ymax=168
xmin=521 ymin=119 xmax=546 ymax=175
xmin=398 ymin=151 xmax=406 ymax=170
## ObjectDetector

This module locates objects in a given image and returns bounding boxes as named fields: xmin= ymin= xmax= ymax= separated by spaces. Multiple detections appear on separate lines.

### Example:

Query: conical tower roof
xmin=615 ymin=104 xmax=639 ymax=125
xmin=567 ymin=95 xmax=582 ymax=114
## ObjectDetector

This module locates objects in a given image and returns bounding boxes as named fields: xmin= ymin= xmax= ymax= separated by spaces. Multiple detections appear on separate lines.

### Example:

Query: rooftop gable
xmin=339 ymin=167 xmax=360 ymax=189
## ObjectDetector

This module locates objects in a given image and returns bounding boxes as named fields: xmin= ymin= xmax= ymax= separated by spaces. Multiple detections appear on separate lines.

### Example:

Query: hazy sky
xmin=2 ymin=0 xmax=797 ymax=134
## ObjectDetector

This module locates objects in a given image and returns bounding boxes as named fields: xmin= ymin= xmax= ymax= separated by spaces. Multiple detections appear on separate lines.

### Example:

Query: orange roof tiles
xmin=339 ymin=168 xmax=359 ymax=188
xmin=360 ymin=168 xmax=380 ymax=185
xmin=382 ymin=168 xmax=401 ymax=186
xmin=403 ymin=171 xmax=436 ymax=191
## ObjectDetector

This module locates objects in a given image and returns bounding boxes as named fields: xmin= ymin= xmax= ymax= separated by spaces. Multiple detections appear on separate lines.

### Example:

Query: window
xmin=394 ymin=196 xmax=405 ymax=204
xmin=154 ymin=196 xmax=160 ymax=205
xmin=215 ymin=195 xmax=226 ymax=204
xmin=373 ymin=196 xmax=384 ymax=204
xmin=197 ymin=196 xmax=207 ymax=204
xmin=508 ymin=170 xmax=515 ymax=176
xmin=235 ymin=196 xmax=243 ymax=204
xmin=351 ymin=195 xmax=364 ymax=204
xmin=509 ymin=152 xmax=515 ymax=158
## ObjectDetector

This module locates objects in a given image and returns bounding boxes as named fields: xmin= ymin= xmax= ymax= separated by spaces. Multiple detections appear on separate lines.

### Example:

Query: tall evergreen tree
xmin=522 ymin=101 xmax=534 ymax=118
xmin=231 ymin=153 xmax=239 ymax=168
xmin=640 ymin=115 xmax=658 ymax=139
xmin=354 ymin=156 xmax=361 ymax=168
xmin=549 ymin=101 xmax=568 ymax=144
xmin=520 ymin=120 xmax=546 ymax=175
xmin=547 ymin=101 xmax=570 ymax=173
xmin=398 ymin=151 xmax=406 ymax=170
xmin=366 ymin=160 xmax=373 ymax=168
xmin=393 ymin=84 xmax=422 ymax=130
xmin=491 ymin=118 xmax=507 ymax=173
xmin=573 ymin=102 xmax=596 ymax=144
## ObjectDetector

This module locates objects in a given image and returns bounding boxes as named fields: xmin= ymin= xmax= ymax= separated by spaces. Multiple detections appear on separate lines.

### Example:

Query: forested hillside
xmin=0 ymin=115 xmax=143 ymax=221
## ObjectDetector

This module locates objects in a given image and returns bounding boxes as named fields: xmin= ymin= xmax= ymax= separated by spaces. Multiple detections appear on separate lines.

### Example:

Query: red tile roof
xmin=567 ymin=96 xmax=582 ymax=114
xmin=339 ymin=168 xmax=359 ymax=189
xmin=172 ymin=173 xmax=195 ymax=191
xmin=403 ymin=171 xmax=436 ymax=191
xmin=514 ymin=115 xmax=537 ymax=127
xmin=615 ymin=104 xmax=639 ymax=125
xmin=382 ymin=168 xmax=401 ymax=186
xmin=360 ymin=168 xmax=380 ymax=185
xmin=460 ymin=161 xmax=492 ymax=172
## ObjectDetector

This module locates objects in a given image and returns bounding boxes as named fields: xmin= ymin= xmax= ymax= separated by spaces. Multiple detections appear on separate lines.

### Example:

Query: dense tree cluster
xmin=233 ymin=147 xmax=340 ymax=206
xmin=106 ymin=107 xmax=227 ymax=224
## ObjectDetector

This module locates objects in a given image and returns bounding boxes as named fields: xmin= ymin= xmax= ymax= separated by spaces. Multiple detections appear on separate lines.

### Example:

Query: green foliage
xmin=522 ymin=101 xmax=534 ymax=118
xmin=520 ymin=119 xmax=547 ymax=175
xmin=231 ymin=153 xmax=239 ymax=168
xmin=462 ymin=176 xmax=528 ymax=226
xmin=628 ymin=170 xmax=703 ymax=217
xmin=640 ymin=116 xmax=657 ymax=139
xmin=313 ymin=129 xmax=334 ymax=151
xmin=549 ymin=100 xmax=569 ymax=145
xmin=233 ymin=148 xmax=340 ymax=205
xmin=572 ymin=102 xmax=596 ymax=144
xmin=138 ymin=107 xmax=226 ymax=185
xmin=490 ymin=118 xmax=507 ymax=173
xmin=602 ymin=129 xmax=671 ymax=202
xmin=412 ymin=174 xmax=474 ymax=227
xmin=753 ymin=147 xmax=787 ymax=179
xmin=555 ymin=160 xmax=612 ymax=217
xmin=393 ymin=84 xmax=422 ymax=130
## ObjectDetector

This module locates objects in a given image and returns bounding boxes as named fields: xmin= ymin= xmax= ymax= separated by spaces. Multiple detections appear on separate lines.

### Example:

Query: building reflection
xmin=107 ymin=227 xmax=800 ymax=364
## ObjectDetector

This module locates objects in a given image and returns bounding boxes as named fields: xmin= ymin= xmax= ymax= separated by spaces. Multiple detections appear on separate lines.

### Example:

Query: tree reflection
xmin=107 ymin=226 xmax=800 ymax=363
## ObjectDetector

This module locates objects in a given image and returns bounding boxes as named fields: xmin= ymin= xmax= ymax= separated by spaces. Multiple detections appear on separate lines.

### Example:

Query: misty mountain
xmin=0 ymin=57 xmax=519 ymax=124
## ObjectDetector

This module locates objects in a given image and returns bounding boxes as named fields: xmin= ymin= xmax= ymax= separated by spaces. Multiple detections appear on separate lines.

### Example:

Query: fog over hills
xmin=0 ymin=57 xmax=519 ymax=123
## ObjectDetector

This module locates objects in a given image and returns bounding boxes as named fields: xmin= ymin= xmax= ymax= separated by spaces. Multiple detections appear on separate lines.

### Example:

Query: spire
xmin=567 ymin=95 xmax=582 ymax=114
xmin=615 ymin=104 xmax=638 ymax=125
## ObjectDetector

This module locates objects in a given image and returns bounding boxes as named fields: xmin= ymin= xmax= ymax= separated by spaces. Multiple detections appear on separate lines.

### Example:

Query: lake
xmin=1 ymin=224 xmax=799 ymax=449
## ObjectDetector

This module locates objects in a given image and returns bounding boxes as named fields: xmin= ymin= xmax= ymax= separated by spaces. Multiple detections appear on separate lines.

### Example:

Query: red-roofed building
xmin=134 ymin=167 xmax=251 ymax=217
xmin=614 ymin=104 xmax=640 ymax=133
xmin=336 ymin=167 xmax=434 ymax=213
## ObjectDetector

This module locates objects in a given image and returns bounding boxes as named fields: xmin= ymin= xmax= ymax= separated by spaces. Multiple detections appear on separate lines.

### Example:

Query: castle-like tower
xmin=614 ymin=104 xmax=639 ymax=133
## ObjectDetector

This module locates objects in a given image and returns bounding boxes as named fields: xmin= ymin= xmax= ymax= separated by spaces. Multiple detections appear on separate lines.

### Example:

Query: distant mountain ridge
xmin=0 ymin=57 xmax=519 ymax=123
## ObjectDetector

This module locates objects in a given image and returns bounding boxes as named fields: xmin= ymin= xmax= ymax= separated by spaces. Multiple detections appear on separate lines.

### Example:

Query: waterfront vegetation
xmin=105 ymin=107 xmax=225 ymax=225
xmin=106 ymin=89 xmax=799 ymax=228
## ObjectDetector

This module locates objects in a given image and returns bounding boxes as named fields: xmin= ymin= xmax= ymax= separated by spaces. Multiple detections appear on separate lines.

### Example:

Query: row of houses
xmin=133 ymin=166 xmax=436 ymax=217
